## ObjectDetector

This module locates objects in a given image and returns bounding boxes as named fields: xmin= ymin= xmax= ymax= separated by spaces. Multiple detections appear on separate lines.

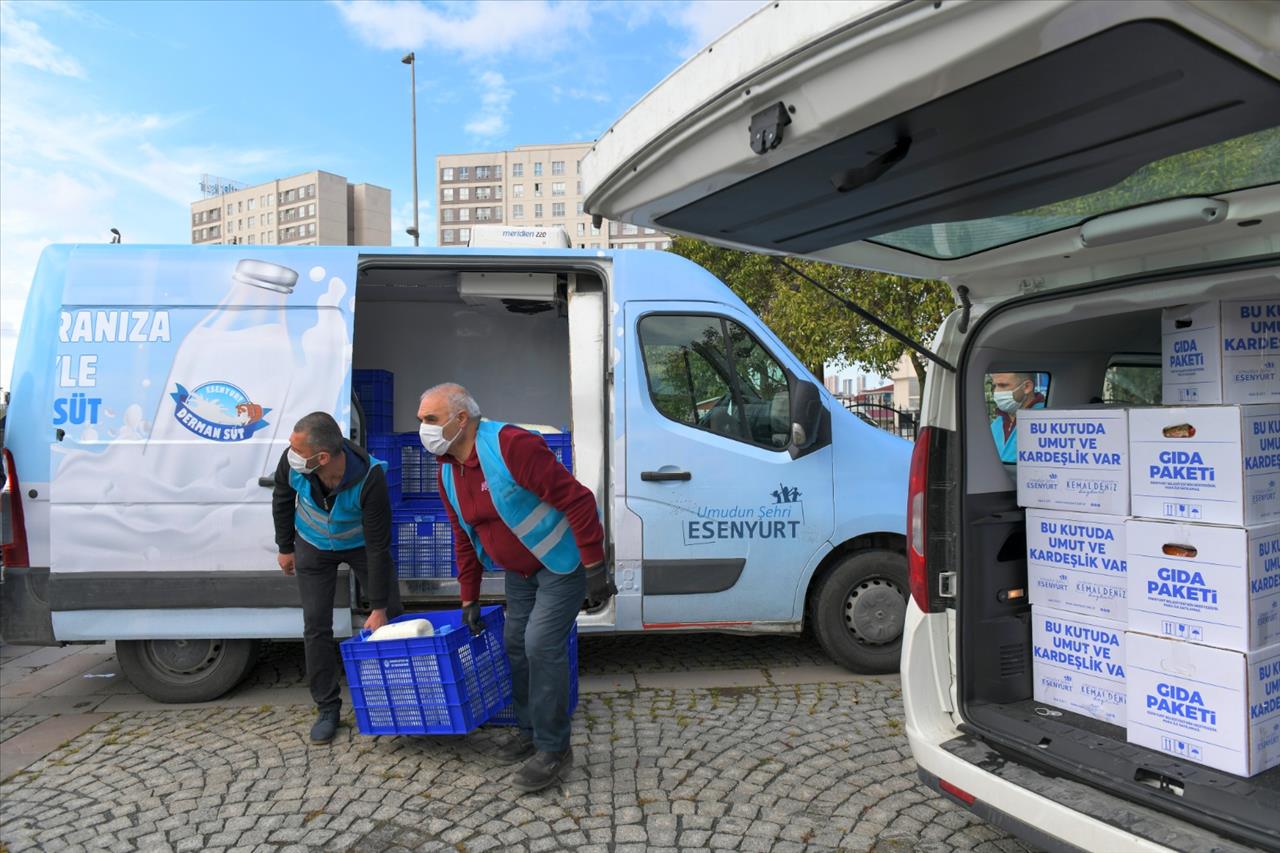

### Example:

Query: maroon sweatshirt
xmin=438 ymin=425 xmax=604 ymax=602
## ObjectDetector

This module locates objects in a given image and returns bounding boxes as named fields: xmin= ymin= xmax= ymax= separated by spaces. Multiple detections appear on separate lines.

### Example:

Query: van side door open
xmin=624 ymin=302 xmax=835 ymax=628
xmin=48 ymin=248 xmax=355 ymax=640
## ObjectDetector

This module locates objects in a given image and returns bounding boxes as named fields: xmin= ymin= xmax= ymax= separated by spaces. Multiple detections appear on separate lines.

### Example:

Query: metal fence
xmin=843 ymin=401 xmax=918 ymax=441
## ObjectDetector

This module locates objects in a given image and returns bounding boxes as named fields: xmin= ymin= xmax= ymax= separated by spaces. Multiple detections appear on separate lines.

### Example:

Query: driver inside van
xmin=989 ymin=372 xmax=1045 ymax=463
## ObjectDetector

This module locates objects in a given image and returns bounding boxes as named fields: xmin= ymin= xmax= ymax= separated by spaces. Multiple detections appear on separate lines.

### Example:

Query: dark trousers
xmin=295 ymin=537 xmax=402 ymax=712
xmin=503 ymin=565 xmax=585 ymax=752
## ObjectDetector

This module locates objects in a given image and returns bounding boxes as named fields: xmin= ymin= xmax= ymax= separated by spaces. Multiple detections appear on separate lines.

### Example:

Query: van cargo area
xmin=349 ymin=259 xmax=607 ymax=604
xmin=957 ymin=263 xmax=1280 ymax=846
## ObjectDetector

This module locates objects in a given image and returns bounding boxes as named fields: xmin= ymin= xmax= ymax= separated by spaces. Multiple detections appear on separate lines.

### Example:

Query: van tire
xmin=117 ymin=638 xmax=260 ymax=703
xmin=811 ymin=550 xmax=907 ymax=674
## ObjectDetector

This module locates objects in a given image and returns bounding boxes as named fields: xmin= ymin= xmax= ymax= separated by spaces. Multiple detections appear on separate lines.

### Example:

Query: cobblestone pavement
xmin=1 ymin=636 xmax=1035 ymax=853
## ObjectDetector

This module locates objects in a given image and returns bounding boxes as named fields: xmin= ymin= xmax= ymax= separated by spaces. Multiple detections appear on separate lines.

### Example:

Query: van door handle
xmin=641 ymin=470 xmax=692 ymax=482
xmin=258 ymin=477 xmax=275 ymax=488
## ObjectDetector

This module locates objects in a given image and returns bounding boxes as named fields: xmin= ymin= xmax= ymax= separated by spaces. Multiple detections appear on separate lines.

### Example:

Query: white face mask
xmin=992 ymin=389 xmax=1024 ymax=413
xmin=287 ymin=448 xmax=321 ymax=474
xmin=419 ymin=412 xmax=461 ymax=456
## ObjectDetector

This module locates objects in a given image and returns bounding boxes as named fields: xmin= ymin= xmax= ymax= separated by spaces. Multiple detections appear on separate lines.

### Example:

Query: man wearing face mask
xmin=989 ymin=372 xmax=1046 ymax=463
xmin=417 ymin=383 xmax=610 ymax=793
xmin=271 ymin=411 xmax=401 ymax=743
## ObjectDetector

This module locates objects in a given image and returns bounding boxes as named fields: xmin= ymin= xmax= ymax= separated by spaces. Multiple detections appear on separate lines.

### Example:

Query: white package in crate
xmin=1163 ymin=298 xmax=1280 ymax=405
xmin=1016 ymin=408 xmax=1130 ymax=516
xmin=1126 ymin=632 xmax=1280 ymax=777
xmin=1032 ymin=606 xmax=1127 ymax=726
xmin=1026 ymin=509 xmax=1128 ymax=622
xmin=1127 ymin=519 xmax=1280 ymax=652
xmin=1128 ymin=404 xmax=1280 ymax=527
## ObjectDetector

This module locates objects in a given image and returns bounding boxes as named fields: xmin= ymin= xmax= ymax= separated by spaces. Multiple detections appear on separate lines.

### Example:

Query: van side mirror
xmin=789 ymin=379 xmax=824 ymax=450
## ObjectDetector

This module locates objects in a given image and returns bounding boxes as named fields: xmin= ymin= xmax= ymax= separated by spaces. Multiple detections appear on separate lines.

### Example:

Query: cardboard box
xmin=1026 ymin=509 xmax=1128 ymax=622
xmin=1128 ymin=404 xmax=1280 ymax=527
xmin=1032 ymin=606 xmax=1127 ymax=726
xmin=1016 ymin=408 xmax=1130 ymax=516
xmin=1126 ymin=632 xmax=1280 ymax=777
xmin=1163 ymin=298 xmax=1280 ymax=405
xmin=1127 ymin=520 xmax=1280 ymax=652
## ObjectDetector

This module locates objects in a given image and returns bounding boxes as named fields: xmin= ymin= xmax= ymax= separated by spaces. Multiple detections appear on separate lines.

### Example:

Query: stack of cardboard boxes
xmin=1021 ymin=296 xmax=1280 ymax=777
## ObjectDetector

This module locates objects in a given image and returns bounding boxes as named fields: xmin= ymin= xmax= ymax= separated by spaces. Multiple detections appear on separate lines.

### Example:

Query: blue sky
xmin=0 ymin=0 xmax=768 ymax=386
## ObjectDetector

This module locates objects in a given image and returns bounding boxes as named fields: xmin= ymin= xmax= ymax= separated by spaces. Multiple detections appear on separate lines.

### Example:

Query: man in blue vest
xmin=419 ymin=383 xmax=611 ymax=793
xmin=272 ymin=411 xmax=401 ymax=743
xmin=989 ymin=372 xmax=1046 ymax=463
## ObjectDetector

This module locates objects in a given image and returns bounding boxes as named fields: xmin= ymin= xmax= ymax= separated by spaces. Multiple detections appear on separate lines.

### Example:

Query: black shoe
xmin=512 ymin=748 xmax=573 ymax=793
xmin=310 ymin=707 xmax=340 ymax=744
xmin=495 ymin=731 xmax=536 ymax=763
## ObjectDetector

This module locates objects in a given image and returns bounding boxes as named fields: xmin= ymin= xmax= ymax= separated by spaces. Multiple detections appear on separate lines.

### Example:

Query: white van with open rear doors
xmin=583 ymin=1 xmax=1280 ymax=849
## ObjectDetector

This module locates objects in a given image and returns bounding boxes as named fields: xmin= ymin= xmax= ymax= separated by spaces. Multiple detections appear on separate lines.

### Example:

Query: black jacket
xmin=272 ymin=439 xmax=394 ymax=609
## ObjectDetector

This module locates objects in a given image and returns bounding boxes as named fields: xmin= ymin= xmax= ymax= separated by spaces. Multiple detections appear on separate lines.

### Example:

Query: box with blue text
xmin=1128 ymin=404 xmax=1280 ymax=527
xmin=1126 ymin=632 xmax=1280 ymax=777
xmin=1032 ymin=606 xmax=1127 ymax=726
xmin=1026 ymin=509 xmax=1128 ymax=622
xmin=1016 ymin=408 xmax=1130 ymax=516
xmin=1162 ymin=298 xmax=1280 ymax=405
xmin=1126 ymin=519 xmax=1280 ymax=652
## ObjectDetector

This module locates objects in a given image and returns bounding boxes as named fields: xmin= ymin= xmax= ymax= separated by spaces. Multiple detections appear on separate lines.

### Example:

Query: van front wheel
xmin=812 ymin=550 xmax=907 ymax=674
xmin=117 ymin=638 xmax=259 ymax=703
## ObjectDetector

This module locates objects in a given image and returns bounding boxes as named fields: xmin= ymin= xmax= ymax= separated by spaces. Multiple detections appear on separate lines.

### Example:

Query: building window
xmin=494 ymin=165 xmax=502 ymax=179
xmin=247 ymin=234 xmax=256 ymax=244
xmin=644 ymin=227 xmax=656 ymax=235
xmin=590 ymin=242 xmax=599 ymax=249
xmin=477 ymin=208 xmax=492 ymax=221
xmin=458 ymin=166 xmax=470 ymax=180
xmin=534 ymin=183 xmax=543 ymax=197
xmin=495 ymin=186 xmax=503 ymax=200
xmin=576 ymin=202 xmax=584 ymax=215
xmin=443 ymin=188 xmax=454 ymax=202
xmin=552 ymin=161 xmax=565 ymax=176
xmin=534 ymin=204 xmax=543 ymax=218
xmin=476 ymin=187 xmax=491 ymax=200
xmin=442 ymin=209 xmax=455 ymax=223
xmin=248 ymin=216 xmax=256 ymax=227
xmin=237 ymin=201 xmax=243 ymax=212
xmin=513 ymin=184 xmax=524 ymax=198
xmin=459 ymin=187 xmax=471 ymax=201
xmin=609 ymin=222 xmax=619 ymax=236
xmin=552 ymin=182 xmax=565 ymax=196
xmin=591 ymin=224 xmax=600 ymax=236
xmin=267 ymin=212 xmax=273 ymax=225
xmin=512 ymin=204 xmax=524 ymax=218
xmin=247 ymin=198 xmax=256 ymax=211
xmin=552 ymin=202 xmax=565 ymax=217
xmin=576 ymin=160 xmax=582 ymax=174
xmin=576 ymin=181 xmax=583 ymax=195
xmin=443 ymin=228 xmax=456 ymax=243
xmin=533 ymin=162 xmax=543 ymax=176
xmin=459 ymin=208 xmax=471 ymax=222
xmin=460 ymin=228 xmax=471 ymax=242
xmin=307 ymin=203 xmax=315 ymax=216
xmin=227 ymin=204 xmax=234 ymax=215
xmin=512 ymin=163 xmax=523 ymax=178
xmin=443 ymin=167 xmax=455 ymax=181
xmin=476 ymin=166 xmax=490 ymax=179
xmin=577 ymin=223 xmax=585 ymax=236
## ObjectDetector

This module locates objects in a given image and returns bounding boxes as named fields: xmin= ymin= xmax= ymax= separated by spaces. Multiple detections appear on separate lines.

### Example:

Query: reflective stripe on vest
xmin=440 ymin=421 xmax=581 ymax=574
xmin=290 ymin=454 xmax=387 ymax=551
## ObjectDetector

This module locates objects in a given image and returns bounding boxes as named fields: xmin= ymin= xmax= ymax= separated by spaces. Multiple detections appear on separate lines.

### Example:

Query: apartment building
xmin=189 ymin=170 xmax=391 ymax=247
xmin=437 ymin=142 xmax=671 ymax=250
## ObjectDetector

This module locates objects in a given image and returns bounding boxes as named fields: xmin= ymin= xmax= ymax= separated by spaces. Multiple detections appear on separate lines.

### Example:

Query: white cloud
xmin=332 ymin=0 xmax=591 ymax=57
xmin=0 ymin=2 xmax=86 ymax=77
xmin=670 ymin=0 xmax=765 ymax=57
xmin=464 ymin=70 xmax=513 ymax=141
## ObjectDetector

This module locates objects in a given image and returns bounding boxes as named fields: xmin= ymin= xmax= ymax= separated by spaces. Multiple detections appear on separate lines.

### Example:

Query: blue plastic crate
xmin=391 ymin=506 xmax=455 ymax=579
xmin=341 ymin=608 xmax=512 ymax=736
xmin=542 ymin=432 xmax=573 ymax=473
xmin=353 ymin=369 xmax=395 ymax=435
xmin=365 ymin=435 xmax=402 ymax=494
xmin=398 ymin=430 xmax=573 ymax=501
xmin=487 ymin=624 xmax=578 ymax=727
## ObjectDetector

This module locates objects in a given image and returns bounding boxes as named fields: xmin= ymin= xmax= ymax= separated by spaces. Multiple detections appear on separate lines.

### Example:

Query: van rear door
xmin=582 ymin=0 xmax=1280 ymax=301
xmin=49 ymin=247 xmax=355 ymax=640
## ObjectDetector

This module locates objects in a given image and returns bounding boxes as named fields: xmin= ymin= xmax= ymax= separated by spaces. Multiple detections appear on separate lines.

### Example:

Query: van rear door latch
xmin=938 ymin=572 xmax=957 ymax=598
xmin=749 ymin=102 xmax=792 ymax=155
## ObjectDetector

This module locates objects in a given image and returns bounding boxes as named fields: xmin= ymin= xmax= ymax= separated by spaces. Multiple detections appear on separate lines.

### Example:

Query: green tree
xmin=670 ymin=237 xmax=953 ymax=385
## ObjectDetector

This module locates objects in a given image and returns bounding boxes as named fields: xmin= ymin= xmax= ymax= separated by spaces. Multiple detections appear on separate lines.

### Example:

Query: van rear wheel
xmin=117 ymin=638 xmax=259 ymax=703
xmin=812 ymin=550 xmax=907 ymax=673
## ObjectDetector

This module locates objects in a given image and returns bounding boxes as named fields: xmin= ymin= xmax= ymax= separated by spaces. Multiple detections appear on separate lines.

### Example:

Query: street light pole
xmin=402 ymin=52 xmax=420 ymax=247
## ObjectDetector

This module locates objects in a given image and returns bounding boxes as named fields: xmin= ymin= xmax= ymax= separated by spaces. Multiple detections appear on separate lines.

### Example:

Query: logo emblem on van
xmin=171 ymin=381 xmax=271 ymax=442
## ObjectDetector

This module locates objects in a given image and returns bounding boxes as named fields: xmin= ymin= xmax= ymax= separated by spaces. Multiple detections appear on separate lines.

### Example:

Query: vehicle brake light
xmin=1 ymin=448 xmax=29 ymax=568
xmin=907 ymin=427 xmax=932 ymax=612
xmin=939 ymin=779 xmax=976 ymax=806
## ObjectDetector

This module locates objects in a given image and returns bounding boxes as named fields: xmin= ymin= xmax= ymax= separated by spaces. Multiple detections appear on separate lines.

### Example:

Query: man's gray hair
xmin=293 ymin=411 xmax=344 ymax=454
xmin=420 ymin=383 xmax=481 ymax=418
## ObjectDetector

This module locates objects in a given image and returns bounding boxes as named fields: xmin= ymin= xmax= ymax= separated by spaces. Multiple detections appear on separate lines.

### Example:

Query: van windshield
xmin=870 ymin=126 xmax=1280 ymax=259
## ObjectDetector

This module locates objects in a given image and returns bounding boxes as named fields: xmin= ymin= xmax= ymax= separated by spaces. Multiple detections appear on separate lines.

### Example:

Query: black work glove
xmin=461 ymin=602 xmax=484 ymax=636
xmin=584 ymin=564 xmax=617 ymax=605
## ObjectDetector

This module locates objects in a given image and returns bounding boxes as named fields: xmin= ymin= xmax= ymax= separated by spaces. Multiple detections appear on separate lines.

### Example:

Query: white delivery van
xmin=0 ymin=244 xmax=910 ymax=700
xmin=582 ymin=0 xmax=1280 ymax=849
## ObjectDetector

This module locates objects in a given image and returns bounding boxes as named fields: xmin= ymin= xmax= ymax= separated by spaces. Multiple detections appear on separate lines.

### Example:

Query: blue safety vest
xmin=290 ymin=455 xmax=386 ymax=551
xmin=440 ymin=421 xmax=581 ymax=574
